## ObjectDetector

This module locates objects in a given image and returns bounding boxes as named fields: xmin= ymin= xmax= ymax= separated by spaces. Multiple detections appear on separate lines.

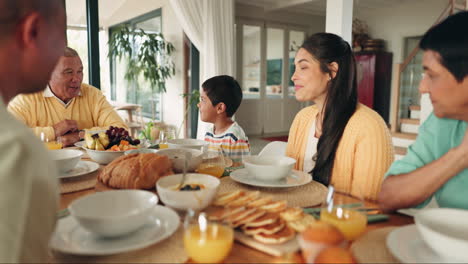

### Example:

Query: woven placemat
xmin=350 ymin=226 xmax=400 ymax=264
xmin=219 ymin=176 xmax=327 ymax=208
xmin=50 ymin=226 xmax=188 ymax=263
xmin=60 ymin=170 xmax=99 ymax=194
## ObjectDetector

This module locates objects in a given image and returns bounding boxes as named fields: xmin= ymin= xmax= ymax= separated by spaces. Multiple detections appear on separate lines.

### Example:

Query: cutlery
xmin=176 ymin=151 xmax=191 ymax=190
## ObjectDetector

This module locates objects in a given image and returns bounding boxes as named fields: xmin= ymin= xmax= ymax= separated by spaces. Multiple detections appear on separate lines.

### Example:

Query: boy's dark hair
xmin=201 ymin=75 xmax=243 ymax=117
xmin=420 ymin=11 xmax=468 ymax=82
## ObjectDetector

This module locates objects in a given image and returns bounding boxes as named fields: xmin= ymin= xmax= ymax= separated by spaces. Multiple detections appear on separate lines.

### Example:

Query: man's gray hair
xmin=64 ymin=47 xmax=79 ymax=57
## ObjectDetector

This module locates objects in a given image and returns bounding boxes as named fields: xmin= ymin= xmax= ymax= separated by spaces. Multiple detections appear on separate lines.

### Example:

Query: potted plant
xmin=108 ymin=24 xmax=176 ymax=141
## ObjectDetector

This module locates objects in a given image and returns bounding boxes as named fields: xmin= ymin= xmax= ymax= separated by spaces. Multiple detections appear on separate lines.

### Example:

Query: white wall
xmin=356 ymin=0 xmax=446 ymax=64
xmin=355 ymin=0 xmax=446 ymax=123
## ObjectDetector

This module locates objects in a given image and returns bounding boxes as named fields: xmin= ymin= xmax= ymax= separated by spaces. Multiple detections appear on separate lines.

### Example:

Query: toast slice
xmin=280 ymin=207 xmax=304 ymax=222
xmin=260 ymin=200 xmax=288 ymax=213
xmin=206 ymin=206 xmax=245 ymax=221
xmin=224 ymin=207 xmax=257 ymax=225
xmin=253 ymin=226 xmax=296 ymax=244
xmin=246 ymin=196 xmax=273 ymax=208
xmin=232 ymin=210 xmax=267 ymax=228
xmin=287 ymin=214 xmax=316 ymax=232
xmin=243 ymin=212 xmax=279 ymax=228
xmin=243 ymin=219 xmax=285 ymax=235
xmin=213 ymin=190 xmax=244 ymax=206
xmin=226 ymin=191 xmax=260 ymax=207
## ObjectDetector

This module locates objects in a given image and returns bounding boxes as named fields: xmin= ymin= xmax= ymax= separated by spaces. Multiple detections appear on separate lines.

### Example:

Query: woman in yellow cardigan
xmin=286 ymin=33 xmax=394 ymax=201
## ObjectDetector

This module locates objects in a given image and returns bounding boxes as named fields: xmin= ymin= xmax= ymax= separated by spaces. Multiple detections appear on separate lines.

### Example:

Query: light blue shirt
xmin=386 ymin=113 xmax=468 ymax=209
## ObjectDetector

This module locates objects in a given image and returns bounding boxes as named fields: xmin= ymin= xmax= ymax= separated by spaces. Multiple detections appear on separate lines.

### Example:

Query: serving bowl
xmin=68 ymin=190 xmax=158 ymax=237
xmin=243 ymin=155 xmax=296 ymax=181
xmin=156 ymin=173 xmax=220 ymax=211
xmin=49 ymin=149 xmax=83 ymax=173
xmin=124 ymin=148 xmax=159 ymax=155
xmin=157 ymin=148 xmax=203 ymax=172
xmin=84 ymin=148 xmax=125 ymax=165
xmin=415 ymin=208 xmax=468 ymax=262
xmin=167 ymin=138 xmax=208 ymax=150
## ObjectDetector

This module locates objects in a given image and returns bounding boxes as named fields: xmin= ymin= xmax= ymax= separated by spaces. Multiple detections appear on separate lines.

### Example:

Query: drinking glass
xmin=159 ymin=128 xmax=176 ymax=149
xmin=41 ymin=132 xmax=63 ymax=150
xmin=196 ymin=147 xmax=226 ymax=178
xmin=184 ymin=210 xmax=234 ymax=263
xmin=319 ymin=185 xmax=367 ymax=241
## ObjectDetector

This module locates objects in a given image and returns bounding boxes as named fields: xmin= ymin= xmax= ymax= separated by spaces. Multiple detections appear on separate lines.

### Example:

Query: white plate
xmin=230 ymin=168 xmax=312 ymax=188
xmin=74 ymin=141 xmax=85 ymax=149
xmin=49 ymin=205 xmax=180 ymax=256
xmin=387 ymin=225 xmax=444 ymax=263
xmin=58 ymin=160 xmax=99 ymax=179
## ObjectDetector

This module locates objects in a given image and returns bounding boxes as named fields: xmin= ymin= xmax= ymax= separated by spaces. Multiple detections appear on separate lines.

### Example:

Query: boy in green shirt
xmin=379 ymin=11 xmax=468 ymax=211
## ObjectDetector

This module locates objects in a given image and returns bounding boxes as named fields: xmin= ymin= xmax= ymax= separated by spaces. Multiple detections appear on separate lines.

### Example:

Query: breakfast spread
xmin=206 ymin=190 xmax=317 ymax=245
xmin=84 ymin=126 xmax=141 ymax=151
xmin=98 ymin=153 xmax=173 ymax=189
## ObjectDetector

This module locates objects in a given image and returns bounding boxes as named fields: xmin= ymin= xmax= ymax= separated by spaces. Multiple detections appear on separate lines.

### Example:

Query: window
xmin=109 ymin=9 xmax=163 ymax=120
xmin=237 ymin=21 xmax=307 ymax=100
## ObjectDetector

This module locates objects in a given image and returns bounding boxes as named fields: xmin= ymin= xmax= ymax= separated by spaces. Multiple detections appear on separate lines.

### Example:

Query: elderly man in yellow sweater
xmin=8 ymin=47 xmax=127 ymax=146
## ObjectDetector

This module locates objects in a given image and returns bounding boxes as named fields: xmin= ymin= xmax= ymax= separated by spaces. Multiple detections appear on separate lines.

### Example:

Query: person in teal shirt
xmin=379 ymin=11 xmax=468 ymax=212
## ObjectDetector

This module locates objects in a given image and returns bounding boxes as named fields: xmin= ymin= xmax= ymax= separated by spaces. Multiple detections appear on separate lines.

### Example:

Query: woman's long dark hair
xmin=302 ymin=33 xmax=358 ymax=186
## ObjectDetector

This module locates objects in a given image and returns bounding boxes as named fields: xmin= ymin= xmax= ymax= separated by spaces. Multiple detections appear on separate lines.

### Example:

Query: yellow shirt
xmin=7 ymin=84 xmax=128 ymax=141
xmin=286 ymin=103 xmax=394 ymax=200
xmin=0 ymin=98 xmax=58 ymax=262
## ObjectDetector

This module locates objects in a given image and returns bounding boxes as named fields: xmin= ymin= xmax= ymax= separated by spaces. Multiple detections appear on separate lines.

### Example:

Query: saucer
xmin=49 ymin=205 xmax=179 ymax=255
xmin=230 ymin=168 xmax=312 ymax=188
xmin=386 ymin=224 xmax=444 ymax=263
xmin=58 ymin=160 xmax=99 ymax=179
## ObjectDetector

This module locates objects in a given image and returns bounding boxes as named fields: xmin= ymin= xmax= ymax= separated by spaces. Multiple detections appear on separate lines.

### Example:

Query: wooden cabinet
xmin=355 ymin=51 xmax=393 ymax=123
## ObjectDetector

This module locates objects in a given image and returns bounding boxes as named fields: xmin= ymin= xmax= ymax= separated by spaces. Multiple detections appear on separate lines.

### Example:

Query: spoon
xmin=326 ymin=185 xmax=335 ymax=212
xmin=177 ymin=151 xmax=191 ymax=190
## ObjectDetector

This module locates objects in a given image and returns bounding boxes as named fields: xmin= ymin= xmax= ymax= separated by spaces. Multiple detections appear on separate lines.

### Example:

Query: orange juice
xmin=159 ymin=143 xmax=169 ymax=149
xmin=196 ymin=164 xmax=225 ymax=178
xmin=45 ymin=141 xmax=63 ymax=150
xmin=320 ymin=208 xmax=367 ymax=240
xmin=184 ymin=223 xmax=233 ymax=263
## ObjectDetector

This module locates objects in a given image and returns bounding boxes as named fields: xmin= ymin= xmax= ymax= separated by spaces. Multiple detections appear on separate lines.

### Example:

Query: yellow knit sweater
xmin=7 ymin=84 xmax=127 ymax=141
xmin=286 ymin=103 xmax=394 ymax=200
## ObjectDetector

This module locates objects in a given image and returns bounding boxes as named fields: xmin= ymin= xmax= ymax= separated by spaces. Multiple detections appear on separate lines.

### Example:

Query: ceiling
xmin=235 ymin=0 xmax=408 ymax=16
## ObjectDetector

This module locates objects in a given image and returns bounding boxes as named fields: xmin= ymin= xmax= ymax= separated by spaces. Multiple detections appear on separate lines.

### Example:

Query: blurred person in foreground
xmin=379 ymin=11 xmax=468 ymax=212
xmin=8 ymin=47 xmax=127 ymax=147
xmin=0 ymin=0 xmax=66 ymax=262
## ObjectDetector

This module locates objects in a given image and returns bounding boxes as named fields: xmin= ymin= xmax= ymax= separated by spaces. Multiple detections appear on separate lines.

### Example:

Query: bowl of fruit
xmin=83 ymin=126 xmax=141 ymax=165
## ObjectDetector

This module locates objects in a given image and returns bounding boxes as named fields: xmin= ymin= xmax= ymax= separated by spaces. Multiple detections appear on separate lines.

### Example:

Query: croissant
xmin=98 ymin=153 xmax=173 ymax=189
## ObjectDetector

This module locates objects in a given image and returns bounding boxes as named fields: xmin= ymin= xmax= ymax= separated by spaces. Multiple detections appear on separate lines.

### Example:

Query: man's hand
xmin=58 ymin=132 xmax=80 ymax=147
xmin=53 ymin=120 xmax=78 ymax=137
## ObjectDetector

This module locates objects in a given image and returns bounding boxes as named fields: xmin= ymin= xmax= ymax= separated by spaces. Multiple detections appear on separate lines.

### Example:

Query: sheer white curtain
xmin=169 ymin=0 xmax=235 ymax=138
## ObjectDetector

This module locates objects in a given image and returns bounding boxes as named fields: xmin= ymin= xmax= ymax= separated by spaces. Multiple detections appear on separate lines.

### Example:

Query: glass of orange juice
xmin=196 ymin=147 xmax=225 ymax=178
xmin=184 ymin=210 xmax=234 ymax=263
xmin=41 ymin=132 xmax=63 ymax=150
xmin=319 ymin=186 xmax=367 ymax=241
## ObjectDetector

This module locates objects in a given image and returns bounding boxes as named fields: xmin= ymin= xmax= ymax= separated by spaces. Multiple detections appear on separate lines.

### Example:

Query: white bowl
xmin=157 ymin=148 xmax=203 ymax=173
xmin=49 ymin=149 xmax=83 ymax=173
xmin=85 ymin=148 xmax=124 ymax=165
xmin=156 ymin=173 xmax=220 ymax=211
xmin=68 ymin=190 xmax=158 ymax=237
xmin=415 ymin=208 xmax=468 ymax=262
xmin=167 ymin=138 xmax=208 ymax=150
xmin=243 ymin=155 xmax=296 ymax=181
xmin=124 ymin=148 xmax=159 ymax=155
